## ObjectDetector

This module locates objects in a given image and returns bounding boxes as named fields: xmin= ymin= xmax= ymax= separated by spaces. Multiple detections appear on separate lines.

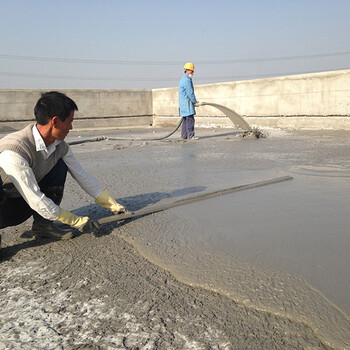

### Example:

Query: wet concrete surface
xmin=1 ymin=126 xmax=350 ymax=349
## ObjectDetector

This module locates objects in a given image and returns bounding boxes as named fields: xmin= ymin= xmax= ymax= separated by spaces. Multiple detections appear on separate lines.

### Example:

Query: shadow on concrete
xmin=198 ymin=131 xmax=241 ymax=140
xmin=73 ymin=185 xmax=206 ymax=238
xmin=0 ymin=238 xmax=53 ymax=262
xmin=0 ymin=185 xmax=206 ymax=260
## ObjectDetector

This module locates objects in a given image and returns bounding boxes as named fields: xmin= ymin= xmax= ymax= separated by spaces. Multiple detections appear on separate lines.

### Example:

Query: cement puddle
xmin=122 ymin=205 xmax=350 ymax=350
xmin=120 ymin=173 xmax=350 ymax=350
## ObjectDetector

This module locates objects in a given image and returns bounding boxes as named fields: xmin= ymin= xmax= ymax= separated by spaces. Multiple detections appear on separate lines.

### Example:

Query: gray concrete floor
xmin=1 ymin=126 xmax=350 ymax=349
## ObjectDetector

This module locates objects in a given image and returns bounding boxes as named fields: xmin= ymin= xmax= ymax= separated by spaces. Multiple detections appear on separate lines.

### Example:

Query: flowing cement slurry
xmin=1 ymin=127 xmax=350 ymax=349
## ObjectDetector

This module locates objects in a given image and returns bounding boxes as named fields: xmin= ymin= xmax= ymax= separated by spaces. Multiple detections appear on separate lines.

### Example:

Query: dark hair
xmin=34 ymin=91 xmax=78 ymax=125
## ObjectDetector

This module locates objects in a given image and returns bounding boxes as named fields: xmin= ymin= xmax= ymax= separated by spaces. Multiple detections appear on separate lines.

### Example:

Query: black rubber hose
xmin=68 ymin=118 xmax=183 ymax=146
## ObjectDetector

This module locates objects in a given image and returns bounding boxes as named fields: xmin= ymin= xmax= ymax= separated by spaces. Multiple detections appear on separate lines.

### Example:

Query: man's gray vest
xmin=0 ymin=124 xmax=69 ymax=195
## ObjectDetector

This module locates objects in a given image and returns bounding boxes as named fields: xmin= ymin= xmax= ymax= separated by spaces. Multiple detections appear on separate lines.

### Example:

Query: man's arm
xmin=0 ymin=150 xmax=92 ymax=230
xmin=185 ymin=79 xmax=197 ymax=104
xmin=63 ymin=147 xmax=128 ymax=214
xmin=0 ymin=150 xmax=60 ymax=220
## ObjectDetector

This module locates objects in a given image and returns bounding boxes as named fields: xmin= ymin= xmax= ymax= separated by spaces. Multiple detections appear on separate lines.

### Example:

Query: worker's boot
xmin=32 ymin=187 xmax=74 ymax=241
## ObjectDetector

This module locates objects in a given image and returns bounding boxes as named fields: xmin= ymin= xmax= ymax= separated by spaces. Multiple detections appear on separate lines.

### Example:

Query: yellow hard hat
xmin=184 ymin=62 xmax=195 ymax=71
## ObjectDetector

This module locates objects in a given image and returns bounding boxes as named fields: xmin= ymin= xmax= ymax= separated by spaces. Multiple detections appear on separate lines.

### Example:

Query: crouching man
xmin=0 ymin=91 xmax=129 ymax=246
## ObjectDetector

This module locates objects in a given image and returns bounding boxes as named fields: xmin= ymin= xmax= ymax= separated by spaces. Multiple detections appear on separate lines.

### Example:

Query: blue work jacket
xmin=179 ymin=74 xmax=197 ymax=117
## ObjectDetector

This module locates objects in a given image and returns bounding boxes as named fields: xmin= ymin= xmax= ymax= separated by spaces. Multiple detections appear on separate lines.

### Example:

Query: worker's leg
xmin=38 ymin=158 xmax=68 ymax=207
xmin=186 ymin=115 xmax=195 ymax=139
xmin=0 ymin=185 xmax=33 ymax=229
xmin=0 ymin=159 xmax=69 ymax=230
xmin=181 ymin=117 xmax=188 ymax=139
xmin=39 ymin=158 xmax=68 ymax=189
xmin=0 ymin=199 xmax=32 ymax=228
xmin=32 ymin=159 xmax=74 ymax=240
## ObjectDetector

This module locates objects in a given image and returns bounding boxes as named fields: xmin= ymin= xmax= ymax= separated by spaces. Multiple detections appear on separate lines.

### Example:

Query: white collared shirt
xmin=0 ymin=125 xmax=104 ymax=220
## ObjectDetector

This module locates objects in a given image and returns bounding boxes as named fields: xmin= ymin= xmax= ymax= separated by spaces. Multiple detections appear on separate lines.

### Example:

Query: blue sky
xmin=0 ymin=0 xmax=349 ymax=89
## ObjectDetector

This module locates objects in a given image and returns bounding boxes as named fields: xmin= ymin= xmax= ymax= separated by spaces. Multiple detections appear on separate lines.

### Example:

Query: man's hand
xmin=112 ymin=207 xmax=133 ymax=216
xmin=77 ymin=218 xmax=98 ymax=232
xmin=96 ymin=189 xmax=132 ymax=215
xmin=55 ymin=209 xmax=96 ymax=232
xmin=194 ymin=101 xmax=203 ymax=107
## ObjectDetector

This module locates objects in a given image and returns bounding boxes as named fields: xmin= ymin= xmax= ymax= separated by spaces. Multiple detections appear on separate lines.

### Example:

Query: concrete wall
xmin=152 ymin=69 xmax=350 ymax=130
xmin=1 ymin=69 xmax=350 ymax=131
xmin=0 ymin=89 xmax=152 ymax=132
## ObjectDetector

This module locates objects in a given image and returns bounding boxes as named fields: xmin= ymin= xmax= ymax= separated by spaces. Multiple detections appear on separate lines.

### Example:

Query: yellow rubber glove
xmin=95 ymin=189 xmax=126 ymax=214
xmin=55 ymin=209 xmax=94 ymax=232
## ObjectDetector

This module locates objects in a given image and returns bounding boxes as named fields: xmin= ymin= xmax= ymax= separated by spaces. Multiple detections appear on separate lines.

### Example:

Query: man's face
xmin=186 ymin=70 xmax=194 ymax=76
xmin=52 ymin=110 xmax=74 ymax=141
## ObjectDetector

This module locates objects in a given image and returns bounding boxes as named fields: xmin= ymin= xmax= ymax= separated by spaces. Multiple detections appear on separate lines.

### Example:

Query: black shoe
xmin=31 ymin=185 xmax=74 ymax=241
xmin=32 ymin=220 xmax=74 ymax=241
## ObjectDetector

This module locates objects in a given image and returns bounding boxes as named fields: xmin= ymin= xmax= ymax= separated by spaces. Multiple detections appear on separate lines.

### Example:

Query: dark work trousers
xmin=181 ymin=115 xmax=195 ymax=139
xmin=0 ymin=158 xmax=68 ymax=229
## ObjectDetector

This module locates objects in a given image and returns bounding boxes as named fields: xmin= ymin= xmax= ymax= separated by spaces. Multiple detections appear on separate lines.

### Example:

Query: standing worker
xmin=179 ymin=62 xmax=202 ymax=140
xmin=0 ymin=91 xmax=129 ymax=249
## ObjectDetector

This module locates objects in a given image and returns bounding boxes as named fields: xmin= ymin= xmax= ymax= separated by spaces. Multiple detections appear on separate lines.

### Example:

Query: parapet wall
xmin=152 ymin=69 xmax=350 ymax=130
xmin=0 ymin=69 xmax=349 ymax=131
xmin=0 ymin=89 xmax=153 ymax=132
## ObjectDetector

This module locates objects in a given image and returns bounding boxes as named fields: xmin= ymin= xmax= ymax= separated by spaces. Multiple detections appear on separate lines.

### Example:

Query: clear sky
xmin=0 ymin=0 xmax=349 ymax=89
